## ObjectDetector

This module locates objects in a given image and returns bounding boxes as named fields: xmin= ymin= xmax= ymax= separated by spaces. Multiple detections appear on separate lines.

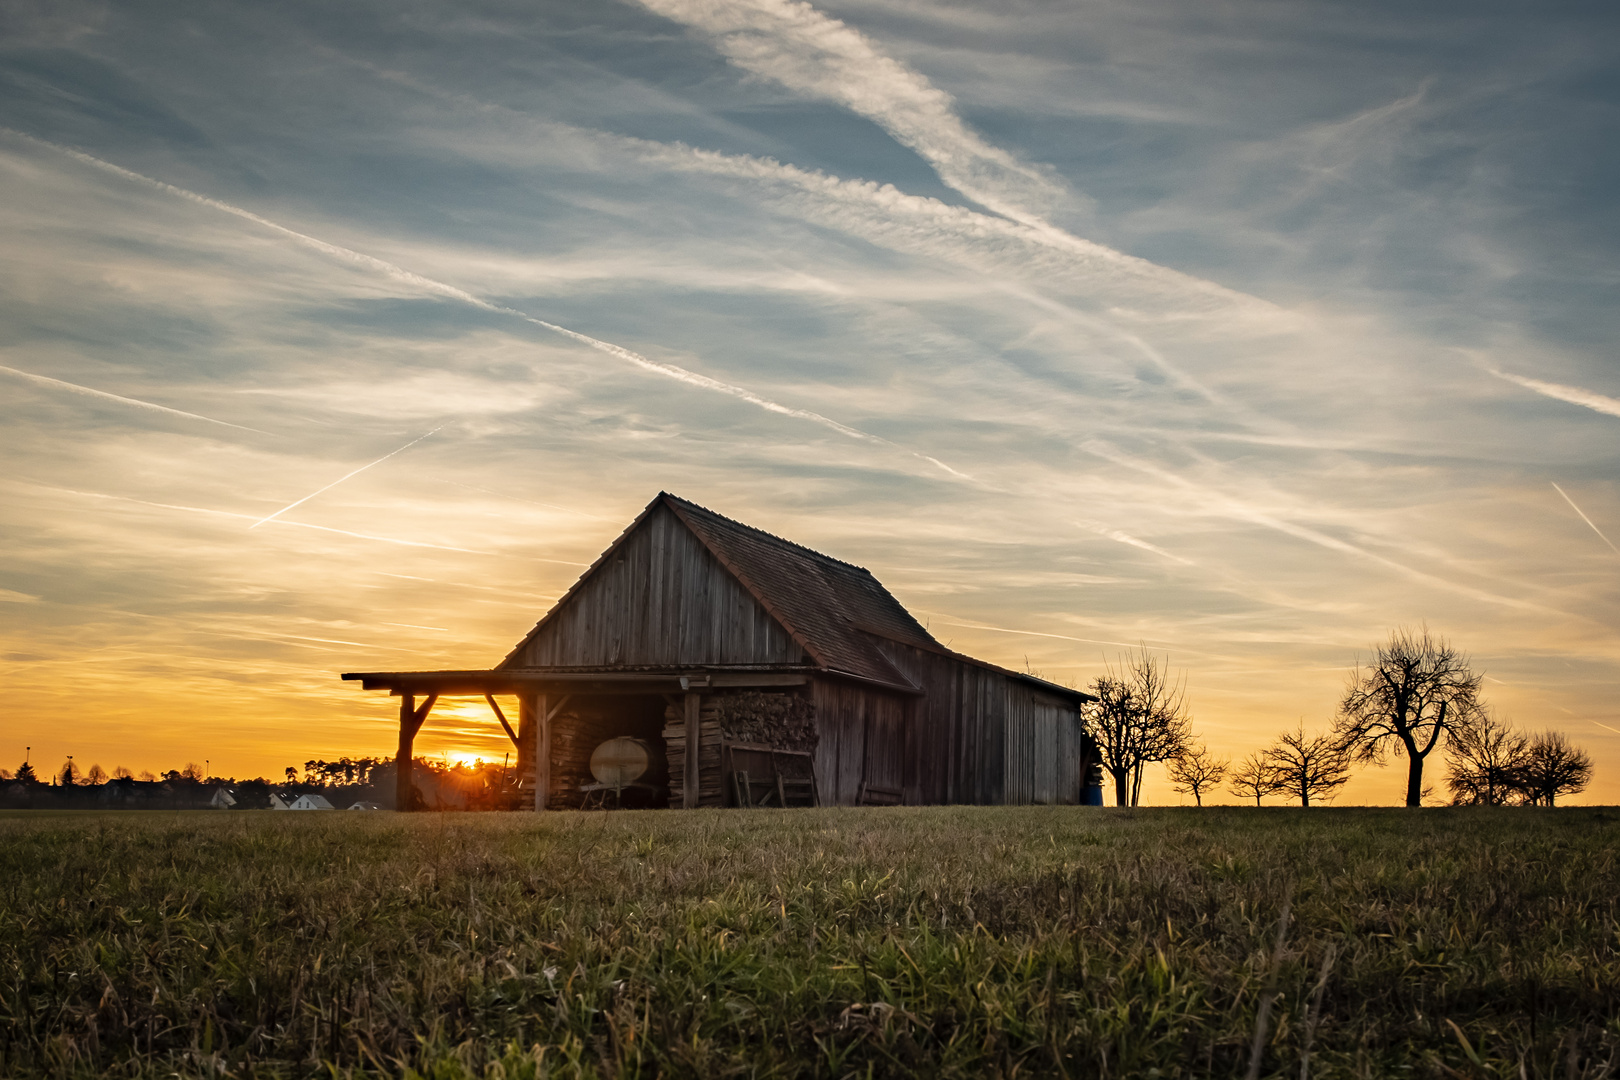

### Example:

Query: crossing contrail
xmin=13 ymin=130 xmax=968 ymax=480
xmin=0 ymin=363 xmax=269 ymax=434
xmin=1552 ymin=482 xmax=1620 ymax=556
xmin=250 ymin=427 xmax=442 ymax=528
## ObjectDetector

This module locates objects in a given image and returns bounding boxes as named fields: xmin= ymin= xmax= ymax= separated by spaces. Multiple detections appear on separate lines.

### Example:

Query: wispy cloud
xmin=639 ymin=139 xmax=1269 ymax=317
xmin=17 ymin=131 xmax=972 ymax=481
xmin=632 ymin=0 xmax=1064 ymax=225
xmin=0 ymin=363 xmax=269 ymax=434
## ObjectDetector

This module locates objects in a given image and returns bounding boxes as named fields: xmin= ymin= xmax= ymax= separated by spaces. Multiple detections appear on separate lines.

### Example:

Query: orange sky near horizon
xmin=5 ymin=486 xmax=1616 ymax=806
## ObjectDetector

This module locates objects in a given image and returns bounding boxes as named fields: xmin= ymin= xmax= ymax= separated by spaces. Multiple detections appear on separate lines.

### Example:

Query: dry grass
xmin=1 ymin=806 xmax=1617 ymax=1078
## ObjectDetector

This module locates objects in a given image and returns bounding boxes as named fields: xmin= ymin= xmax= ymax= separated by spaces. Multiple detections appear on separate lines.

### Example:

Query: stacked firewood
xmin=662 ymin=703 xmax=724 ymax=807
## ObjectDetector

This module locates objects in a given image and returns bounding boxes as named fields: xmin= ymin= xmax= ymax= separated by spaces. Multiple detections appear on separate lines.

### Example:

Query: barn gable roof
xmin=500 ymin=492 xmax=938 ymax=686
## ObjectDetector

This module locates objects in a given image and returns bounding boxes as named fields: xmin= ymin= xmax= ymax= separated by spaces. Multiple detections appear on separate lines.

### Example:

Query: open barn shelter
xmin=344 ymin=493 xmax=1100 ymax=811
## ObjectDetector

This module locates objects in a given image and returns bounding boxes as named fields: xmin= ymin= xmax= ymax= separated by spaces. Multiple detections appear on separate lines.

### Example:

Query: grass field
xmin=2 ymin=806 xmax=1617 ymax=1079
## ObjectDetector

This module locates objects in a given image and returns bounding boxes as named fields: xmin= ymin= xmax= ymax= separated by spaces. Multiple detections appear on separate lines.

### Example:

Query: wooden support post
xmin=683 ymin=690 xmax=701 ymax=809
xmin=394 ymin=692 xmax=437 ymax=811
xmin=534 ymin=693 xmax=550 ymax=812
xmin=396 ymin=693 xmax=416 ymax=812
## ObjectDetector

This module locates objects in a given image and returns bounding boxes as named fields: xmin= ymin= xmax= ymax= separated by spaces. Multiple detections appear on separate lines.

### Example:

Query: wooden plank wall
xmin=872 ymin=640 xmax=1007 ymax=805
xmin=810 ymin=679 xmax=908 ymax=805
xmin=515 ymin=505 xmax=804 ymax=668
xmin=1002 ymin=683 xmax=1087 ymax=805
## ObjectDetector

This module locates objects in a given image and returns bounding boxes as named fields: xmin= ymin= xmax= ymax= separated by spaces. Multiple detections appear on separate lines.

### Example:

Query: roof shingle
xmin=660 ymin=493 xmax=937 ymax=685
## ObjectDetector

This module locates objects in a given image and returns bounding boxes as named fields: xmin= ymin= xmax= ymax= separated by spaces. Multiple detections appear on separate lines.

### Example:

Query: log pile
xmin=547 ymin=712 xmax=600 ymax=809
xmin=711 ymin=691 xmax=817 ymax=752
xmin=663 ymin=702 xmax=725 ymax=807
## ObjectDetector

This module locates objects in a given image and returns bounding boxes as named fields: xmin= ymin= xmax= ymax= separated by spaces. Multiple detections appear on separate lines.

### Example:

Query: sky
xmin=2 ymin=0 xmax=1617 ymax=804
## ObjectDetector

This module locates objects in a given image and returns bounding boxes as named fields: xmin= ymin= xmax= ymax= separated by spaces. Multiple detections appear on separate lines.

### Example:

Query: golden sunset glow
xmin=3 ymin=1 xmax=1617 ymax=805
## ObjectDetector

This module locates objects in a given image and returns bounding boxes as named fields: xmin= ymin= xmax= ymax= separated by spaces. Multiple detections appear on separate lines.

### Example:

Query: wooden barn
xmin=343 ymin=493 xmax=1100 ymax=811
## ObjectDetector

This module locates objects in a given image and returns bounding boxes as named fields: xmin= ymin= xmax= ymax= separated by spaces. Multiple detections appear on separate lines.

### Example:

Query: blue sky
xmin=2 ymin=0 xmax=1617 ymax=801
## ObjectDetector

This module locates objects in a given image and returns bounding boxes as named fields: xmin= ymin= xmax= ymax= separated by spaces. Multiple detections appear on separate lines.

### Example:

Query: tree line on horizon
xmin=1087 ymin=627 xmax=1595 ymax=808
xmin=1 ymin=754 xmax=514 ymax=793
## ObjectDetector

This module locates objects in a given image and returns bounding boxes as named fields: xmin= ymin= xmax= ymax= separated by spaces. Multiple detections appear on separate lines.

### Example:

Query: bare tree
xmin=1264 ymin=724 xmax=1351 ymax=808
xmin=1228 ymin=752 xmax=1285 ymax=807
xmin=1445 ymin=711 xmax=1526 ymax=806
xmin=112 ymin=766 xmax=133 ymax=780
xmin=1087 ymin=647 xmax=1193 ymax=805
xmin=1335 ymin=627 xmax=1483 ymax=807
xmin=86 ymin=763 xmax=108 ymax=785
xmin=182 ymin=762 xmax=206 ymax=783
xmin=1516 ymin=731 xmax=1592 ymax=806
xmin=1167 ymin=741 xmax=1228 ymax=806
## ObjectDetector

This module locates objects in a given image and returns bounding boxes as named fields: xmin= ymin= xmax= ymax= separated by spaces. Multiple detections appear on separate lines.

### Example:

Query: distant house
xmin=347 ymin=801 xmax=383 ymax=811
xmin=208 ymin=787 xmax=237 ymax=810
xmin=345 ymin=492 xmax=1100 ymax=811
xmin=268 ymin=792 xmax=291 ymax=810
xmin=288 ymin=793 xmax=334 ymax=810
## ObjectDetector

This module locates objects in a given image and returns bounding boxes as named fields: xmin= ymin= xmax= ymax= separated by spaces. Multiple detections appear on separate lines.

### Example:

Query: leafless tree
xmin=112 ymin=766 xmax=133 ymax=780
xmin=1167 ymin=741 xmax=1228 ymax=806
xmin=1334 ymin=627 xmax=1483 ymax=806
xmin=86 ymin=763 xmax=108 ymax=785
xmin=182 ymin=762 xmax=206 ymax=783
xmin=1087 ymin=647 xmax=1193 ymax=805
xmin=1228 ymin=752 xmax=1284 ymax=806
xmin=1516 ymin=731 xmax=1593 ymax=806
xmin=1445 ymin=711 xmax=1526 ymax=806
xmin=1264 ymin=724 xmax=1352 ymax=808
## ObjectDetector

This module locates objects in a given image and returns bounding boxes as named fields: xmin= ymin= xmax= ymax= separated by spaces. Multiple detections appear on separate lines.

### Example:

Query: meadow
xmin=1 ymin=806 xmax=1617 ymax=1079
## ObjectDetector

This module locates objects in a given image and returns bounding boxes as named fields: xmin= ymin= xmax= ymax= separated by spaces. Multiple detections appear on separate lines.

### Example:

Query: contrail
xmin=20 ymin=479 xmax=502 ymax=555
xmin=1552 ymin=482 xmax=1620 ymax=556
xmin=1077 ymin=520 xmax=1194 ymax=565
xmin=250 ymin=427 xmax=442 ymax=528
xmin=12 ymin=131 xmax=968 ymax=481
xmin=0 ymin=363 xmax=269 ymax=434
xmin=1489 ymin=368 xmax=1620 ymax=419
xmin=1593 ymin=720 xmax=1620 ymax=736
xmin=914 ymin=611 xmax=1148 ymax=650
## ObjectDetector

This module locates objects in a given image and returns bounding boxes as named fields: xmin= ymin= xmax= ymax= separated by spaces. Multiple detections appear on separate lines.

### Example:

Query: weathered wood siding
xmin=1002 ymin=683 xmax=1087 ymax=805
xmin=513 ymin=505 xmax=804 ymax=668
xmin=811 ymin=678 xmax=909 ymax=805
xmin=870 ymin=640 xmax=1006 ymax=805
xmin=870 ymin=638 xmax=1088 ymax=806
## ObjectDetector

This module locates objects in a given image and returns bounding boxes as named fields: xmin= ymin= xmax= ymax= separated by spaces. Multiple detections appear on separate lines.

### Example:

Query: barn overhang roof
xmin=341 ymin=664 xmax=923 ymax=697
